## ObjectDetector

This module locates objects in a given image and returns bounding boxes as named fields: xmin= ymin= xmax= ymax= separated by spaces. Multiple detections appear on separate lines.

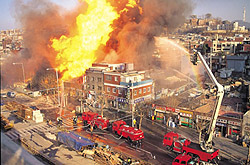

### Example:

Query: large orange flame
xmin=51 ymin=0 xmax=119 ymax=80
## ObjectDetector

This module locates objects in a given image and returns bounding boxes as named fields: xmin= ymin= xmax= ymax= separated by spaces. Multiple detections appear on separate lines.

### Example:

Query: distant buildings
xmin=0 ymin=29 xmax=23 ymax=62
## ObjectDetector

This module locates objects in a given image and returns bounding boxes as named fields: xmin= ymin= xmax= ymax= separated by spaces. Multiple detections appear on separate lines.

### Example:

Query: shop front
xmin=227 ymin=120 xmax=242 ymax=136
xmin=116 ymin=97 xmax=128 ymax=109
xmin=155 ymin=105 xmax=165 ymax=121
xmin=106 ymin=95 xmax=116 ymax=109
xmin=180 ymin=110 xmax=193 ymax=128
xmin=216 ymin=117 xmax=228 ymax=137
xmin=153 ymin=105 xmax=179 ymax=125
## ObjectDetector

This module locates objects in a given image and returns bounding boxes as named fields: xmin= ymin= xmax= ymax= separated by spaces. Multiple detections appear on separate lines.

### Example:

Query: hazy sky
xmin=0 ymin=0 xmax=249 ymax=30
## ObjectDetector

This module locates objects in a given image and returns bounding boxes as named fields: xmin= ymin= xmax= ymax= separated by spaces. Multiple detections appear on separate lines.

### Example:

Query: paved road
xmin=4 ymin=122 xmax=57 ymax=141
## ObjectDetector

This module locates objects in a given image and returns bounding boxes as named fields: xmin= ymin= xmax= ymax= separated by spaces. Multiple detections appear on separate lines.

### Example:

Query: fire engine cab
xmin=82 ymin=112 xmax=109 ymax=130
xmin=163 ymin=132 xmax=191 ymax=153
xmin=82 ymin=111 xmax=98 ymax=126
xmin=172 ymin=153 xmax=198 ymax=165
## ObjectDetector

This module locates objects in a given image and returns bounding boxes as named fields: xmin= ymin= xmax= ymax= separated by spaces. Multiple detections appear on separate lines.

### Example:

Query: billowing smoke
xmin=1 ymin=0 xmax=193 ymax=89
xmin=101 ymin=0 xmax=193 ymax=70
xmin=1 ymin=0 xmax=86 ymax=88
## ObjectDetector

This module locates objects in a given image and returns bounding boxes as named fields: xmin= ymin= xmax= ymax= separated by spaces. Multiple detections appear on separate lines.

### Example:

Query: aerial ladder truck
xmin=169 ymin=50 xmax=224 ymax=165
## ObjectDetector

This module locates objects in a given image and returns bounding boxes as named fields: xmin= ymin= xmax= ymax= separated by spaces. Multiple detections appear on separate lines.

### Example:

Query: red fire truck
xmin=163 ymin=132 xmax=219 ymax=164
xmin=112 ymin=120 xmax=144 ymax=146
xmin=82 ymin=112 xmax=109 ymax=130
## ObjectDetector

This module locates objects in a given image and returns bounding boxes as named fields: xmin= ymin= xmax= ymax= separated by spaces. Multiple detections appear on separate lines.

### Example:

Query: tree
xmin=135 ymin=102 xmax=152 ymax=129
xmin=194 ymin=115 xmax=210 ymax=144
xmin=205 ymin=13 xmax=212 ymax=19
xmin=97 ymin=93 xmax=105 ymax=117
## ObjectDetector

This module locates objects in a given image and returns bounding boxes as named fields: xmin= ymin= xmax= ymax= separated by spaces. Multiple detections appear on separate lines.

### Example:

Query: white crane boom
xmin=193 ymin=50 xmax=224 ymax=152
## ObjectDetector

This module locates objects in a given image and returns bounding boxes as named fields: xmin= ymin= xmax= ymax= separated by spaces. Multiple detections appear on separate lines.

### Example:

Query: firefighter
xmin=47 ymin=119 xmax=52 ymax=127
xmin=57 ymin=117 xmax=63 ymax=126
xmin=73 ymin=116 xmax=77 ymax=125
xmin=90 ymin=125 xmax=93 ymax=137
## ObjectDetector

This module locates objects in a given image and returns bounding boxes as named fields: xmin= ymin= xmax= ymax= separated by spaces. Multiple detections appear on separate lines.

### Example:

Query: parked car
xmin=1 ymin=93 xmax=7 ymax=98
xmin=7 ymin=91 xmax=16 ymax=98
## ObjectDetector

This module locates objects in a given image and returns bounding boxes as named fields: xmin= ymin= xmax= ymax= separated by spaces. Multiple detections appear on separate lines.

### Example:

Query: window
xmin=107 ymin=87 xmax=110 ymax=92
xmin=115 ymin=76 xmax=118 ymax=81
xmin=143 ymin=88 xmax=146 ymax=93
xmin=139 ymin=89 xmax=142 ymax=94
xmin=86 ymin=76 xmax=89 ymax=81
xmin=113 ymin=88 xmax=117 ymax=93
xmin=98 ymin=86 xmax=102 ymax=91
xmin=98 ymin=77 xmax=102 ymax=82
xmin=92 ymin=85 xmax=95 ymax=90
xmin=148 ymin=87 xmax=151 ymax=92
xmin=134 ymin=90 xmax=137 ymax=96
xmin=174 ymin=159 xmax=179 ymax=163
xmin=87 ymin=84 xmax=90 ymax=89
xmin=118 ymin=88 xmax=122 ymax=94
xmin=180 ymin=161 xmax=186 ymax=164
xmin=106 ymin=75 xmax=112 ymax=80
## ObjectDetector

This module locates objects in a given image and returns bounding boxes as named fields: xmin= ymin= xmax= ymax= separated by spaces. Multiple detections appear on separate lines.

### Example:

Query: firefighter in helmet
xmin=57 ymin=117 xmax=63 ymax=126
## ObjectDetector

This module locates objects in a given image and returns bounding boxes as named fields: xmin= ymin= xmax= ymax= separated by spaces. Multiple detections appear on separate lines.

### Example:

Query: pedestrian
xmin=163 ymin=115 xmax=166 ymax=125
xmin=133 ymin=118 xmax=136 ymax=127
xmin=90 ymin=125 xmax=93 ymax=137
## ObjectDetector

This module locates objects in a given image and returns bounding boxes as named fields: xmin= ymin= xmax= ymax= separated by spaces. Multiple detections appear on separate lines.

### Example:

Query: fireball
xmin=51 ymin=0 xmax=119 ymax=80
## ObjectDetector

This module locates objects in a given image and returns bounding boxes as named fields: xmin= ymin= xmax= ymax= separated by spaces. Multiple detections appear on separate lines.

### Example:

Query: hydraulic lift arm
xmin=192 ymin=50 xmax=224 ymax=152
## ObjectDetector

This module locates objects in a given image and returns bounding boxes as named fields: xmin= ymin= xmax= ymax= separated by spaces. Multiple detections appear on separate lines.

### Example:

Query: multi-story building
xmin=85 ymin=65 xmax=109 ymax=99
xmin=104 ymin=70 xmax=154 ymax=110
xmin=85 ymin=63 xmax=135 ymax=104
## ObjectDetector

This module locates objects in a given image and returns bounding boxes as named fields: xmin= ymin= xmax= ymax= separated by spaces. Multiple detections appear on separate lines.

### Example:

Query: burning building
xmin=1 ymin=0 xmax=192 ymax=91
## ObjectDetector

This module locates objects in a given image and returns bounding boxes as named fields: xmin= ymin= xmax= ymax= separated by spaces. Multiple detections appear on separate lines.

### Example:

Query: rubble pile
xmin=81 ymin=145 xmax=147 ymax=165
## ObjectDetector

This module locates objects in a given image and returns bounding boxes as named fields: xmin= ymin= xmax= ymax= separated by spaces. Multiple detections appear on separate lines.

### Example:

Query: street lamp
xmin=46 ymin=68 xmax=60 ymax=106
xmin=13 ymin=62 xmax=25 ymax=83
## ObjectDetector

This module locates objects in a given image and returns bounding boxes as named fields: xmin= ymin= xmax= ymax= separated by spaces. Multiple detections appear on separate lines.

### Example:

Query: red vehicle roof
xmin=121 ymin=125 xmax=143 ymax=135
xmin=172 ymin=154 xmax=192 ymax=165
xmin=83 ymin=111 xmax=98 ymax=116
xmin=165 ymin=131 xmax=179 ymax=137
xmin=113 ymin=120 xmax=126 ymax=125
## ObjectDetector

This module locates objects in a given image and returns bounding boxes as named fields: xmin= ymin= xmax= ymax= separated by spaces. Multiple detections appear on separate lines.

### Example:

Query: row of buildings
xmin=182 ymin=17 xmax=248 ymax=33
xmin=152 ymin=103 xmax=250 ymax=139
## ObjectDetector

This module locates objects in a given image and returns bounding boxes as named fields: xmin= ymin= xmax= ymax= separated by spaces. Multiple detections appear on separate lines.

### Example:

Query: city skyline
xmin=0 ymin=0 xmax=249 ymax=30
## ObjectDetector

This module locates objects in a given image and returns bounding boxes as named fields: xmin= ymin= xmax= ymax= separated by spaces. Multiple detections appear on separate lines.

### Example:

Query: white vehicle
xmin=0 ymin=93 xmax=7 ymax=98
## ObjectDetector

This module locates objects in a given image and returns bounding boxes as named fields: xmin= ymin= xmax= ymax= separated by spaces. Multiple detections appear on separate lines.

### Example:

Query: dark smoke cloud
xmin=102 ymin=0 xmax=193 ymax=70
xmin=1 ymin=0 xmax=85 ymax=88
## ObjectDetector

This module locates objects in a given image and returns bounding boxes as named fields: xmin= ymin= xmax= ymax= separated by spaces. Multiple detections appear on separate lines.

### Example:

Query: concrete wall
xmin=1 ymin=132 xmax=43 ymax=165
